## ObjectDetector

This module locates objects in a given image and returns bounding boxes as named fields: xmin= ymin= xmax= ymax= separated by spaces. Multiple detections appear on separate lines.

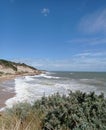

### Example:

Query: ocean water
xmin=4 ymin=71 xmax=106 ymax=108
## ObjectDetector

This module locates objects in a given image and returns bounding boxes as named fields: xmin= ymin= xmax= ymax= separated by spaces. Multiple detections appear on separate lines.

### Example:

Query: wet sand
xmin=0 ymin=72 xmax=42 ymax=110
xmin=0 ymin=75 xmax=24 ymax=109
xmin=0 ymin=86 xmax=15 ymax=109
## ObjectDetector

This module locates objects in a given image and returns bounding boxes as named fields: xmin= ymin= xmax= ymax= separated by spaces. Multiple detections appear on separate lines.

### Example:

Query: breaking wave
xmin=5 ymin=72 xmax=106 ymax=108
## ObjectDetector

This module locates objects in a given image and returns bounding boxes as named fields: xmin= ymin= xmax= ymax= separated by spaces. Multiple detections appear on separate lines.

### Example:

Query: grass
xmin=0 ymin=72 xmax=4 ymax=76
xmin=0 ymin=91 xmax=106 ymax=130
xmin=0 ymin=103 xmax=42 ymax=130
xmin=0 ymin=59 xmax=38 ymax=72
xmin=16 ymin=63 xmax=37 ymax=70
xmin=0 ymin=59 xmax=17 ymax=71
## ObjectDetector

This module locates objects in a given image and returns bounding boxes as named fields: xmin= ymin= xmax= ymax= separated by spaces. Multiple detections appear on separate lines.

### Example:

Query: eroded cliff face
xmin=16 ymin=65 xmax=41 ymax=75
xmin=0 ymin=65 xmax=15 ymax=74
xmin=0 ymin=59 xmax=41 ymax=76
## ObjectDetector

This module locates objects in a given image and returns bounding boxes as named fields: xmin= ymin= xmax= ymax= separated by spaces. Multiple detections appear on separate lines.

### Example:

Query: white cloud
xmin=78 ymin=9 xmax=106 ymax=34
xmin=74 ymin=51 xmax=106 ymax=58
xmin=41 ymin=8 xmax=50 ymax=16
xmin=72 ymin=51 xmax=106 ymax=70
xmin=13 ymin=52 xmax=106 ymax=71
xmin=67 ymin=37 xmax=106 ymax=45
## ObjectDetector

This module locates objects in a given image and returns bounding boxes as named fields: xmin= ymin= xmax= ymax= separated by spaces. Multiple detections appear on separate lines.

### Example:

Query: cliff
xmin=0 ymin=59 xmax=41 ymax=76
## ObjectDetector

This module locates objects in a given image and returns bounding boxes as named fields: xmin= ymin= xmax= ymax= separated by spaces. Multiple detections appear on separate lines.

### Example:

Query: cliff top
xmin=0 ymin=59 xmax=41 ymax=76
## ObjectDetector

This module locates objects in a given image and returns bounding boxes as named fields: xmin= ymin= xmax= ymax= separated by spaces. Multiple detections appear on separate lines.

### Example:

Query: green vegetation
xmin=0 ymin=91 xmax=106 ymax=130
xmin=0 ymin=59 xmax=38 ymax=73
xmin=17 ymin=62 xmax=37 ymax=70
xmin=0 ymin=59 xmax=17 ymax=71
xmin=0 ymin=72 xmax=4 ymax=76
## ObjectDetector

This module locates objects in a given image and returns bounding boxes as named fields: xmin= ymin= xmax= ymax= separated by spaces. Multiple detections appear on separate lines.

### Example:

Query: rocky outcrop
xmin=0 ymin=59 xmax=42 ymax=76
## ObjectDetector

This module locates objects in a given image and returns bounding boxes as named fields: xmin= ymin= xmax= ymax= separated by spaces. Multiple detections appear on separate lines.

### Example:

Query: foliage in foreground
xmin=0 ymin=91 xmax=106 ymax=130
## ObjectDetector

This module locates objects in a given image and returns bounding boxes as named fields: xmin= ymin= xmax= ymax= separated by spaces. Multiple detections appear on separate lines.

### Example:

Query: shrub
xmin=0 ymin=59 xmax=17 ymax=71
xmin=33 ymin=91 xmax=106 ymax=130
xmin=0 ymin=91 xmax=106 ymax=130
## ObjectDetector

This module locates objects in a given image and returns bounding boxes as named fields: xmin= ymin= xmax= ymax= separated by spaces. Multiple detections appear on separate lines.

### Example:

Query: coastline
xmin=0 ymin=70 xmax=42 ymax=82
xmin=0 ymin=71 xmax=42 ymax=110
xmin=0 ymin=86 xmax=15 ymax=109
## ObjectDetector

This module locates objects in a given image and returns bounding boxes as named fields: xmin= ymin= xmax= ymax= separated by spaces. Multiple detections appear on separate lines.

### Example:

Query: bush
xmin=1 ymin=91 xmax=106 ymax=130
xmin=33 ymin=91 xmax=106 ymax=130
xmin=0 ymin=59 xmax=17 ymax=71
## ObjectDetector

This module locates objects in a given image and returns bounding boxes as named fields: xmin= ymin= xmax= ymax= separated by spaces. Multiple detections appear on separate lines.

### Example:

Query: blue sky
xmin=0 ymin=0 xmax=106 ymax=71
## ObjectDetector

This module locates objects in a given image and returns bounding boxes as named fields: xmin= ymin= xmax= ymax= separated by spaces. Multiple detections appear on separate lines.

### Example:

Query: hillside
xmin=0 ymin=59 xmax=41 ymax=76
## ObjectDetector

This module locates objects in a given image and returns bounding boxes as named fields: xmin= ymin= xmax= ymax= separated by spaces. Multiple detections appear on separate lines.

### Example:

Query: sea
xmin=1 ymin=71 xmax=106 ymax=109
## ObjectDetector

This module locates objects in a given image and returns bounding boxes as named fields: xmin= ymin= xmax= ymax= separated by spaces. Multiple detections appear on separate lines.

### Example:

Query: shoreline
xmin=0 ymin=72 xmax=42 ymax=110
xmin=0 ymin=87 xmax=15 ymax=110
xmin=0 ymin=71 xmax=42 ymax=82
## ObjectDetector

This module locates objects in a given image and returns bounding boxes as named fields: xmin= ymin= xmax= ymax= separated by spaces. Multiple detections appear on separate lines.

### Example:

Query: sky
xmin=0 ymin=0 xmax=106 ymax=71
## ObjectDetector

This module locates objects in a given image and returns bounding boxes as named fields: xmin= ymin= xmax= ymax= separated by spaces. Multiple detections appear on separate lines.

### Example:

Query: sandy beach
xmin=0 ymin=75 xmax=17 ymax=109
xmin=0 ymin=72 xmax=41 ymax=110
xmin=0 ymin=59 xmax=42 ymax=109
xmin=0 ymin=86 xmax=15 ymax=109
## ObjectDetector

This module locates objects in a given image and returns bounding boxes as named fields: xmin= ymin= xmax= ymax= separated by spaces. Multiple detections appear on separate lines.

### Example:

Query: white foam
xmin=4 ymin=73 xmax=105 ymax=109
xmin=25 ymin=76 xmax=35 ymax=81
xmin=5 ymin=78 xmax=32 ymax=108
xmin=42 ymin=74 xmax=60 ymax=79
xmin=70 ymin=73 xmax=73 ymax=75
xmin=5 ymin=77 xmax=57 ymax=108
xmin=34 ymin=73 xmax=60 ymax=79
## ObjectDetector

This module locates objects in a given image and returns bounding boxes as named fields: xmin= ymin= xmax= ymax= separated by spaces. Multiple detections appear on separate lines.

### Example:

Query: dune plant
xmin=0 ymin=91 xmax=106 ymax=130
xmin=0 ymin=59 xmax=17 ymax=71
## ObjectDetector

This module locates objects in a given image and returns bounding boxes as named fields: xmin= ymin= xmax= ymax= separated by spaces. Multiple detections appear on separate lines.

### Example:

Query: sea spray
xmin=5 ymin=71 xmax=106 ymax=108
